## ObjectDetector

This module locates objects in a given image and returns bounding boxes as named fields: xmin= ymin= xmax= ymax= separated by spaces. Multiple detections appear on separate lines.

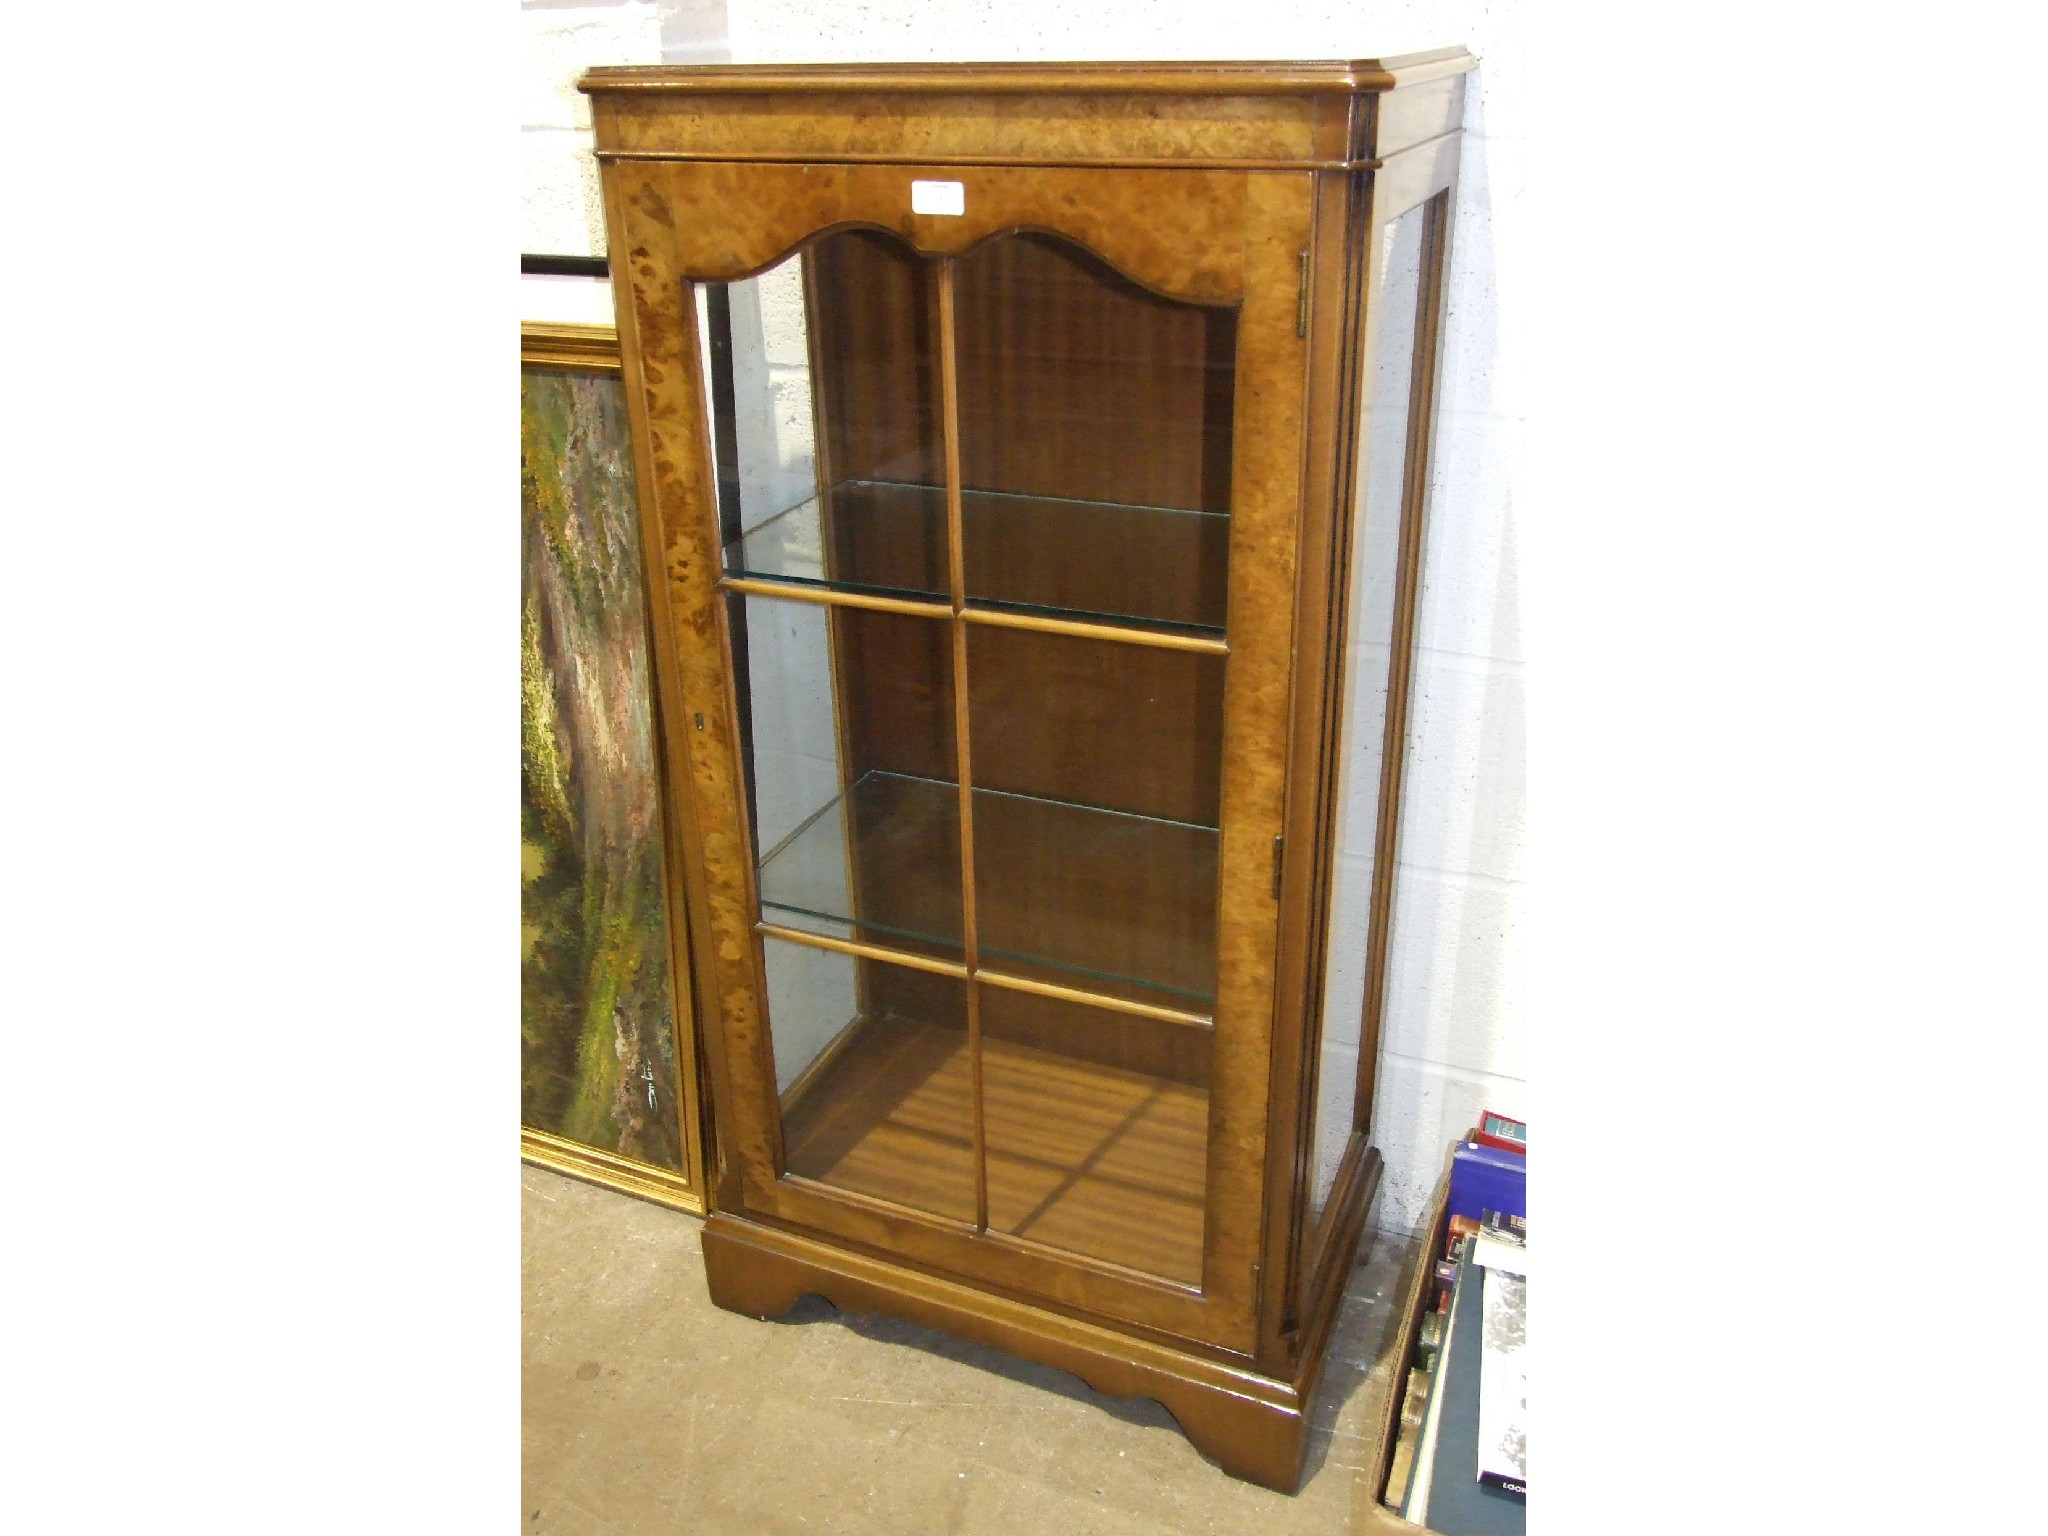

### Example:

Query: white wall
xmin=522 ymin=0 xmax=1527 ymax=1235
xmin=520 ymin=0 xmax=733 ymax=261
xmin=520 ymin=1 xmax=654 ymax=322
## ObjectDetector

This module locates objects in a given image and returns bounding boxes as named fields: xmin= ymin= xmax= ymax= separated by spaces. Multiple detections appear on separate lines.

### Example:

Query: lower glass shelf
xmin=781 ymin=1012 xmax=1208 ymax=1285
xmin=757 ymin=770 xmax=1219 ymax=1007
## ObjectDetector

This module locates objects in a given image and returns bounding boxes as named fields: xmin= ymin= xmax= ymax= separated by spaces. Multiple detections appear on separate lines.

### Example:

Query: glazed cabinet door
xmin=606 ymin=161 xmax=1314 ymax=1352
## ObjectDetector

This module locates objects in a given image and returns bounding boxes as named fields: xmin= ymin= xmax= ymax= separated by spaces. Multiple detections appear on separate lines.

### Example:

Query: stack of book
xmin=1390 ymin=1114 xmax=1526 ymax=1534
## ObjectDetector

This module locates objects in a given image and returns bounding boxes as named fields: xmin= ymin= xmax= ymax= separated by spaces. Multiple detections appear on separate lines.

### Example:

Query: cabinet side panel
xmin=1352 ymin=185 xmax=1458 ymax=1189
xmin=1369 ymin=75 xmax=1466 ymax=161
xmin=1304 ymin=205 xmax=1429 ymax=1230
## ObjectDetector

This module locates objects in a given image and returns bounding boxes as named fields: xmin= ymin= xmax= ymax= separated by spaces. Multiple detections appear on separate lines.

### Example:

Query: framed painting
xmin=521 ymin=320 xmax=706 ymax=1212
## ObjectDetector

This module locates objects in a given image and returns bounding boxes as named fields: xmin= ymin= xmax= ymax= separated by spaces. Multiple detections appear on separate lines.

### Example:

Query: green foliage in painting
xmin=520 ymin=367 xmax=683 ymax=1172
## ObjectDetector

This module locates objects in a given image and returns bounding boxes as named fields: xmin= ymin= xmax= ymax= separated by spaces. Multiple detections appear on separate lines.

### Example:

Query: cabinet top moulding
xmin=578 ymin=54 xmax=1476 ymax=173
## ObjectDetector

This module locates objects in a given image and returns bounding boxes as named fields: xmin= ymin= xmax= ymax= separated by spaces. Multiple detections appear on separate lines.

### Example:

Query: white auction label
xmin=911 ymin=180 xmax=965 ymax=216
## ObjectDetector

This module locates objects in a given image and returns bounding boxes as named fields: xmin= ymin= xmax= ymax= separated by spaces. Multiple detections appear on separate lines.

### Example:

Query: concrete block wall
xmin=522 ymin=0 xmax=1526 ymax=1236
xmin=520 ymin=2 xmax=660 ymax=258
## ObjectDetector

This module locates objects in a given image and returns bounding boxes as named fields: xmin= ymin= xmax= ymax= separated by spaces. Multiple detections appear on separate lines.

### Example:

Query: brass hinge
xmin=1296 ymin=251 xmax=1310 ymax=338
xmin=1272 ymin=834 xmax=1285 ymax=900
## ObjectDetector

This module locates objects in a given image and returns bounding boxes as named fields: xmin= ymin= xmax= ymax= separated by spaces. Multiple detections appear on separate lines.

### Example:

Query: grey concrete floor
xmin=522 ymin=1164 xmax=1423 ymax=1535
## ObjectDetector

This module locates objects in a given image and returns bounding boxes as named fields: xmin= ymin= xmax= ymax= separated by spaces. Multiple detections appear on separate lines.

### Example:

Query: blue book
xmin=1449 ymin=1140 xmax=1526 ymax=1222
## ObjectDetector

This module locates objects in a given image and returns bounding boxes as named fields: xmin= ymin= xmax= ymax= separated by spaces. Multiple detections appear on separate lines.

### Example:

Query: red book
xmin=1473 ymin=1109 xmax=1526 ymax=1155
xmin=1445 ymin=1214 xmax=1480 ymax=1261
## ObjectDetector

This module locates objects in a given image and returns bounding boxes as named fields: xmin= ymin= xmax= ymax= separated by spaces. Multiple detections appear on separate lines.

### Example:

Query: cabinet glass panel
xmin=767 ymin=934 xmax=977 ymax=1223
xmin=716 ymin=232 xmax=949 ymax=602
xmin=1308 ymin=204 xmax=1428 ymax=1226
xmin=729 ymin=591 xmax=961 ymax=964
xmin=967 ymin=624 xmax=1223 ymax=1012
xmin=981 ymin=983 xmax=1211 ymax=1286
xmin=706 ymin=220 xmax=1235 ymax=1285
xmin=954 ymin=232 xmax=1235 ymax=636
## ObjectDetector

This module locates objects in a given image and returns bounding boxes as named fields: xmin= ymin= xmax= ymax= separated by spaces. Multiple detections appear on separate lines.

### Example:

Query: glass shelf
xmin=725 ymin=481 xmax=950 ymax=605
xmin=757 ymin=769 xmax=1218 ymax=1008
xmin=965 ymin=485 xmax=1228 ymax=636
xmin=724 ymin=479 xmax=1230 ymax=637
xmin=974 ymin=786 xmax=1218 ymax=1008
xmin=757 ymin=770 xmax=964 ymax=958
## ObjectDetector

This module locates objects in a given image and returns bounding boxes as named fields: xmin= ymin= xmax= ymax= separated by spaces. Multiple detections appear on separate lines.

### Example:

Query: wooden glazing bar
xmin=938 ymin=260 xmax=990 ymax=1234
xmin=719 ymin=575 xmax=952 ymax=620
xmin=939 ymin=267 xmax=969 ymax=618
xmin=755 ymin=921 xmax=970 ymax=980
xmin=961 ymin=604 xmax=1229 ymax=655
xmin=974 ymin=968 xmax=1216 ymax=1031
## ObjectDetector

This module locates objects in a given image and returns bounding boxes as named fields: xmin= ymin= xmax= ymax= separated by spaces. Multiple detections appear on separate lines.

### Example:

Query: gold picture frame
xmin=521 ymin=319 xmax=707 ymax=1215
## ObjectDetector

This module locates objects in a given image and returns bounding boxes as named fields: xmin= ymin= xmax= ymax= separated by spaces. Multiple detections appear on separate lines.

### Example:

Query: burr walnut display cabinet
xmin=580 ymin=52 xmax=1474 ymax=1492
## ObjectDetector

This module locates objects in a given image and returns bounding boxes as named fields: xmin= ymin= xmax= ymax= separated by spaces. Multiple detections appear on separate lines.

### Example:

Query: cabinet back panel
xmin=953 ymin=232 xmax=1235 ymax=514
xmin=808 ymin=229 xmax=945 ymax=489
xmin=967 ymin=624 xmax=1223 ymax=826
xmin=979 ymin=983 xmax=1210 ymax=1087
xmin=834 ymin=607 xmax=956 ymax=785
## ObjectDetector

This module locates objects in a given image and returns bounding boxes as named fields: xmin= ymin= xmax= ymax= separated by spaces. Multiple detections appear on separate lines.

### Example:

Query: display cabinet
xmin=581 ymin=54 xmax=1473 ymax=1491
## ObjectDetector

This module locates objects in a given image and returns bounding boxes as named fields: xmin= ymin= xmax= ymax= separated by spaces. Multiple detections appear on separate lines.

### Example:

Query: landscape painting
xmin=521 ymin=361 xmax=684 ymax=1172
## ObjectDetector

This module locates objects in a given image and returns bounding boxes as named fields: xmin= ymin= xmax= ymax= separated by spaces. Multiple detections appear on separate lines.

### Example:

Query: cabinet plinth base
xmin=701 ymin=1154 xmax=1380 ymax=1496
